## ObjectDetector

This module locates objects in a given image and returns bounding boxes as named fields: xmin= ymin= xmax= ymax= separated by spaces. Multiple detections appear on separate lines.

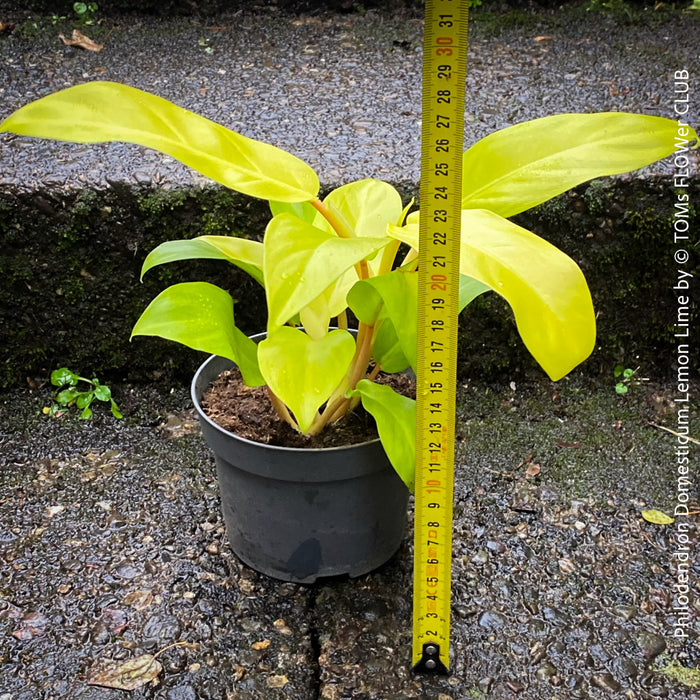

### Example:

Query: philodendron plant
xmin=2 ymin=82 xmax=695 ymax=489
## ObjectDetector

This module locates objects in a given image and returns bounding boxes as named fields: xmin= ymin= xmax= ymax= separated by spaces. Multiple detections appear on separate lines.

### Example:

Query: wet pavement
xmin=0 ymin=5 xmax=698 ymax=192
xmin=0 ymin=376 xmax=698 ymax=698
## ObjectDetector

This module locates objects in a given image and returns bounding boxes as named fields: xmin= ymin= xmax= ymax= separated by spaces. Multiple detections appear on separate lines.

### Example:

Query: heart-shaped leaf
xmin=0 ymin=81 xmax=320 ymax=203
xmin=258 ymin=327 xmax=355 ymax=434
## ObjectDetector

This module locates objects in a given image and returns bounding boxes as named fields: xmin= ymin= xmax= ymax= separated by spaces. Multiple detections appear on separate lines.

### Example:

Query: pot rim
xmin=191 ymin=352 xmax=384 ymax=454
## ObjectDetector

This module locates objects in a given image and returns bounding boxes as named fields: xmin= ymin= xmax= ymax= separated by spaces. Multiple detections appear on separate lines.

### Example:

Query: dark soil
xmin=201 ymin=366 xmax=415 ymax=449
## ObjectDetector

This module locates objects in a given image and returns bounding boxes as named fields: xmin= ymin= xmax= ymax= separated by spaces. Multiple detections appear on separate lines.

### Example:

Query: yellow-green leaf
xmin=389 ymin=209 xmax=596 ymax=381
xmin=315 ymin=179 xmax=403 ymax=277
xmin=462 ymin=113 xmax=695 ymax=217
xmin=141 ymin=236 xmax=263 ymax=285
xmin=316 ymin=178 xmax=403 ymax=238
xmin=641 ymin=509 xmax=675 ymax=525
xmin=351 ymin=379 xmax=416 ymax=490
xmin=0 ymin=81 xmax=319 ymax=202
xmin=131 ymin=282 xmax=263 ymax=386
xmin=258 ymin=327 xmax=355 ymax=434
xmin=298 ymin=269 xmax=358 ymax=340
xmin=263 ymin=213 xmax=389 ymax=332
xmin=348 ymin=269 xmax=418 ymax=372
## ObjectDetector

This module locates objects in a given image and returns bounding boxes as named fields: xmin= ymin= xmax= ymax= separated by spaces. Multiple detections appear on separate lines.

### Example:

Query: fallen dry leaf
xmin=12 ymin=611 xmax=49 ymax=640
xmin=556 ymin=439 xmax=583 ymax=449
xmin=534 ymin=35 xmax=552 ymax=42
xmin=123 ymin=589 xmax=154 ymax=610
xmin=101 ymin=607 xmax=129 ymax=635
xmin=59 ymin=29 xmax=103 ymax=52
xmin=252 ymin=639 xmax=271 ymax=651
xmin=87 ymin=654 xmax=162 ymax=691
xmin=273 ymin=618 xmax=292 ymax=635
xmin=525 ymin=462 xmax=541 ymax=479
xmin=267 ymin=675 xmax=289 ymax=689
xmin=0 ymin=21 xmax=15 ymax=33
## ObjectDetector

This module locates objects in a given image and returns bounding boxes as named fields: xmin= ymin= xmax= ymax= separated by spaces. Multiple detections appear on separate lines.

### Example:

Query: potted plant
xmin=1 ymin=82 xmax=693 ymax=581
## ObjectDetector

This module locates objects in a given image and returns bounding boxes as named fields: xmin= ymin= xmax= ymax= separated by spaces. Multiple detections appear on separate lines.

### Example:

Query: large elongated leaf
xmin=460 ymin=275 xmax=491 ymax=310
xmin=0 ymin=81 xmax=319 ymax=202
xmin=141 ymin=236 xmax=264 ymax=285
xmin=258 ymin=327 xmax=355 ymax=433
xmin=263 ymin=213 xmax=390 ymax=332
xmin=350 ymin=380 xmax=416 ymax=490
xmin=462 ymin=113 xmax=693 ymax=217
xmin=131 ymin=281 xmax=263 ymax=386
xmin=389 ymin=210 xmax=596 ymax=381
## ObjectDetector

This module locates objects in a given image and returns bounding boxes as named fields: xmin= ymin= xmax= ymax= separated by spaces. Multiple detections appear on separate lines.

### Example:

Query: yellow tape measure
xmin=412 ymin=0 xmax=469 ymax=674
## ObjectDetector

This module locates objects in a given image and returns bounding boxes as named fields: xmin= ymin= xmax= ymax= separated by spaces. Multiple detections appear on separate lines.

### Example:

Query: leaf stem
xmin=267 ymin=387 xmax=298 ymax=431
xmin=308 ymin=319 xmax=376 ymax=435
xmin=310 ymin=197 xmax=370 ymax=280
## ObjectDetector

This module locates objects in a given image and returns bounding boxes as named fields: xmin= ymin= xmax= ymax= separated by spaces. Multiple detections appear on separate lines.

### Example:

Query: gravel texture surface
xmin=0 ymin=6 xmax=698 ymax=193
xmin=1 ymin=376 xmax=698 ymax=699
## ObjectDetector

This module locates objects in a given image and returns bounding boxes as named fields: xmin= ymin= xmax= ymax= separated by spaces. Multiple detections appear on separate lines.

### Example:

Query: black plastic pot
xmin=191 ymin=351 xmax=409 ymax=583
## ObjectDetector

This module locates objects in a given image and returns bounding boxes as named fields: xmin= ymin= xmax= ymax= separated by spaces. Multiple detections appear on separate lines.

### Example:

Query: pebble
xmin=612 ymin=655 xmax=638 ymax=680
xmin=591 ymin=672 xmax=622 ymax=692
xmin=471 ymin=549 xmax=489 ymax=565
xmin=637 ymin=631 xmax=666 ymax=660
xmin=543 ymin=606 xmax=571 ymax=627
xmin=141 ymin=614 xmax=182 ymax=645
xmin=166 ymin=686 xmax=197 ymax=700
xmin=478 ymin=610 xmax=507 ymax=631
xmin=113 ymin=562 xmax=141 ymax=580
xmin=613 ymin=604 xmax=636 ymax=621
xmin=536 ymin=662 xmax=558 ymax=681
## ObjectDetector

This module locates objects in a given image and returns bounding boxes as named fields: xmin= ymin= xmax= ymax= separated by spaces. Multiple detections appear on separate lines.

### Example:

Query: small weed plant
xmin=73 ymin=2 xmax=99 ymax=25
xmin=613 ymin=364 xmax=647 ymax=395
xmin=45 ymin=367 xmax=122 ymax=419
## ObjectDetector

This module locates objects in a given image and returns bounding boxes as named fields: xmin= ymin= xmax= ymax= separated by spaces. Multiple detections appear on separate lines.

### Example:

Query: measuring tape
xmin=412 ymin=0 xmax=469 ymax=674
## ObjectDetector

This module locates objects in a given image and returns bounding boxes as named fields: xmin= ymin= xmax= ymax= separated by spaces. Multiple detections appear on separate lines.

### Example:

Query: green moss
xmin=0 ymin=184 xmax=269 ymax=390
xmin=1 ymin=178 xmax=697 ymax=390
xmin=657 ymin=661 xmax=700 ymax=689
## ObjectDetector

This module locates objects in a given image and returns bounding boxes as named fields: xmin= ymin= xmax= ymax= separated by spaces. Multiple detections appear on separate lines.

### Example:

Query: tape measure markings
xmin=412 ymin=0 xmax=469 ymax=674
